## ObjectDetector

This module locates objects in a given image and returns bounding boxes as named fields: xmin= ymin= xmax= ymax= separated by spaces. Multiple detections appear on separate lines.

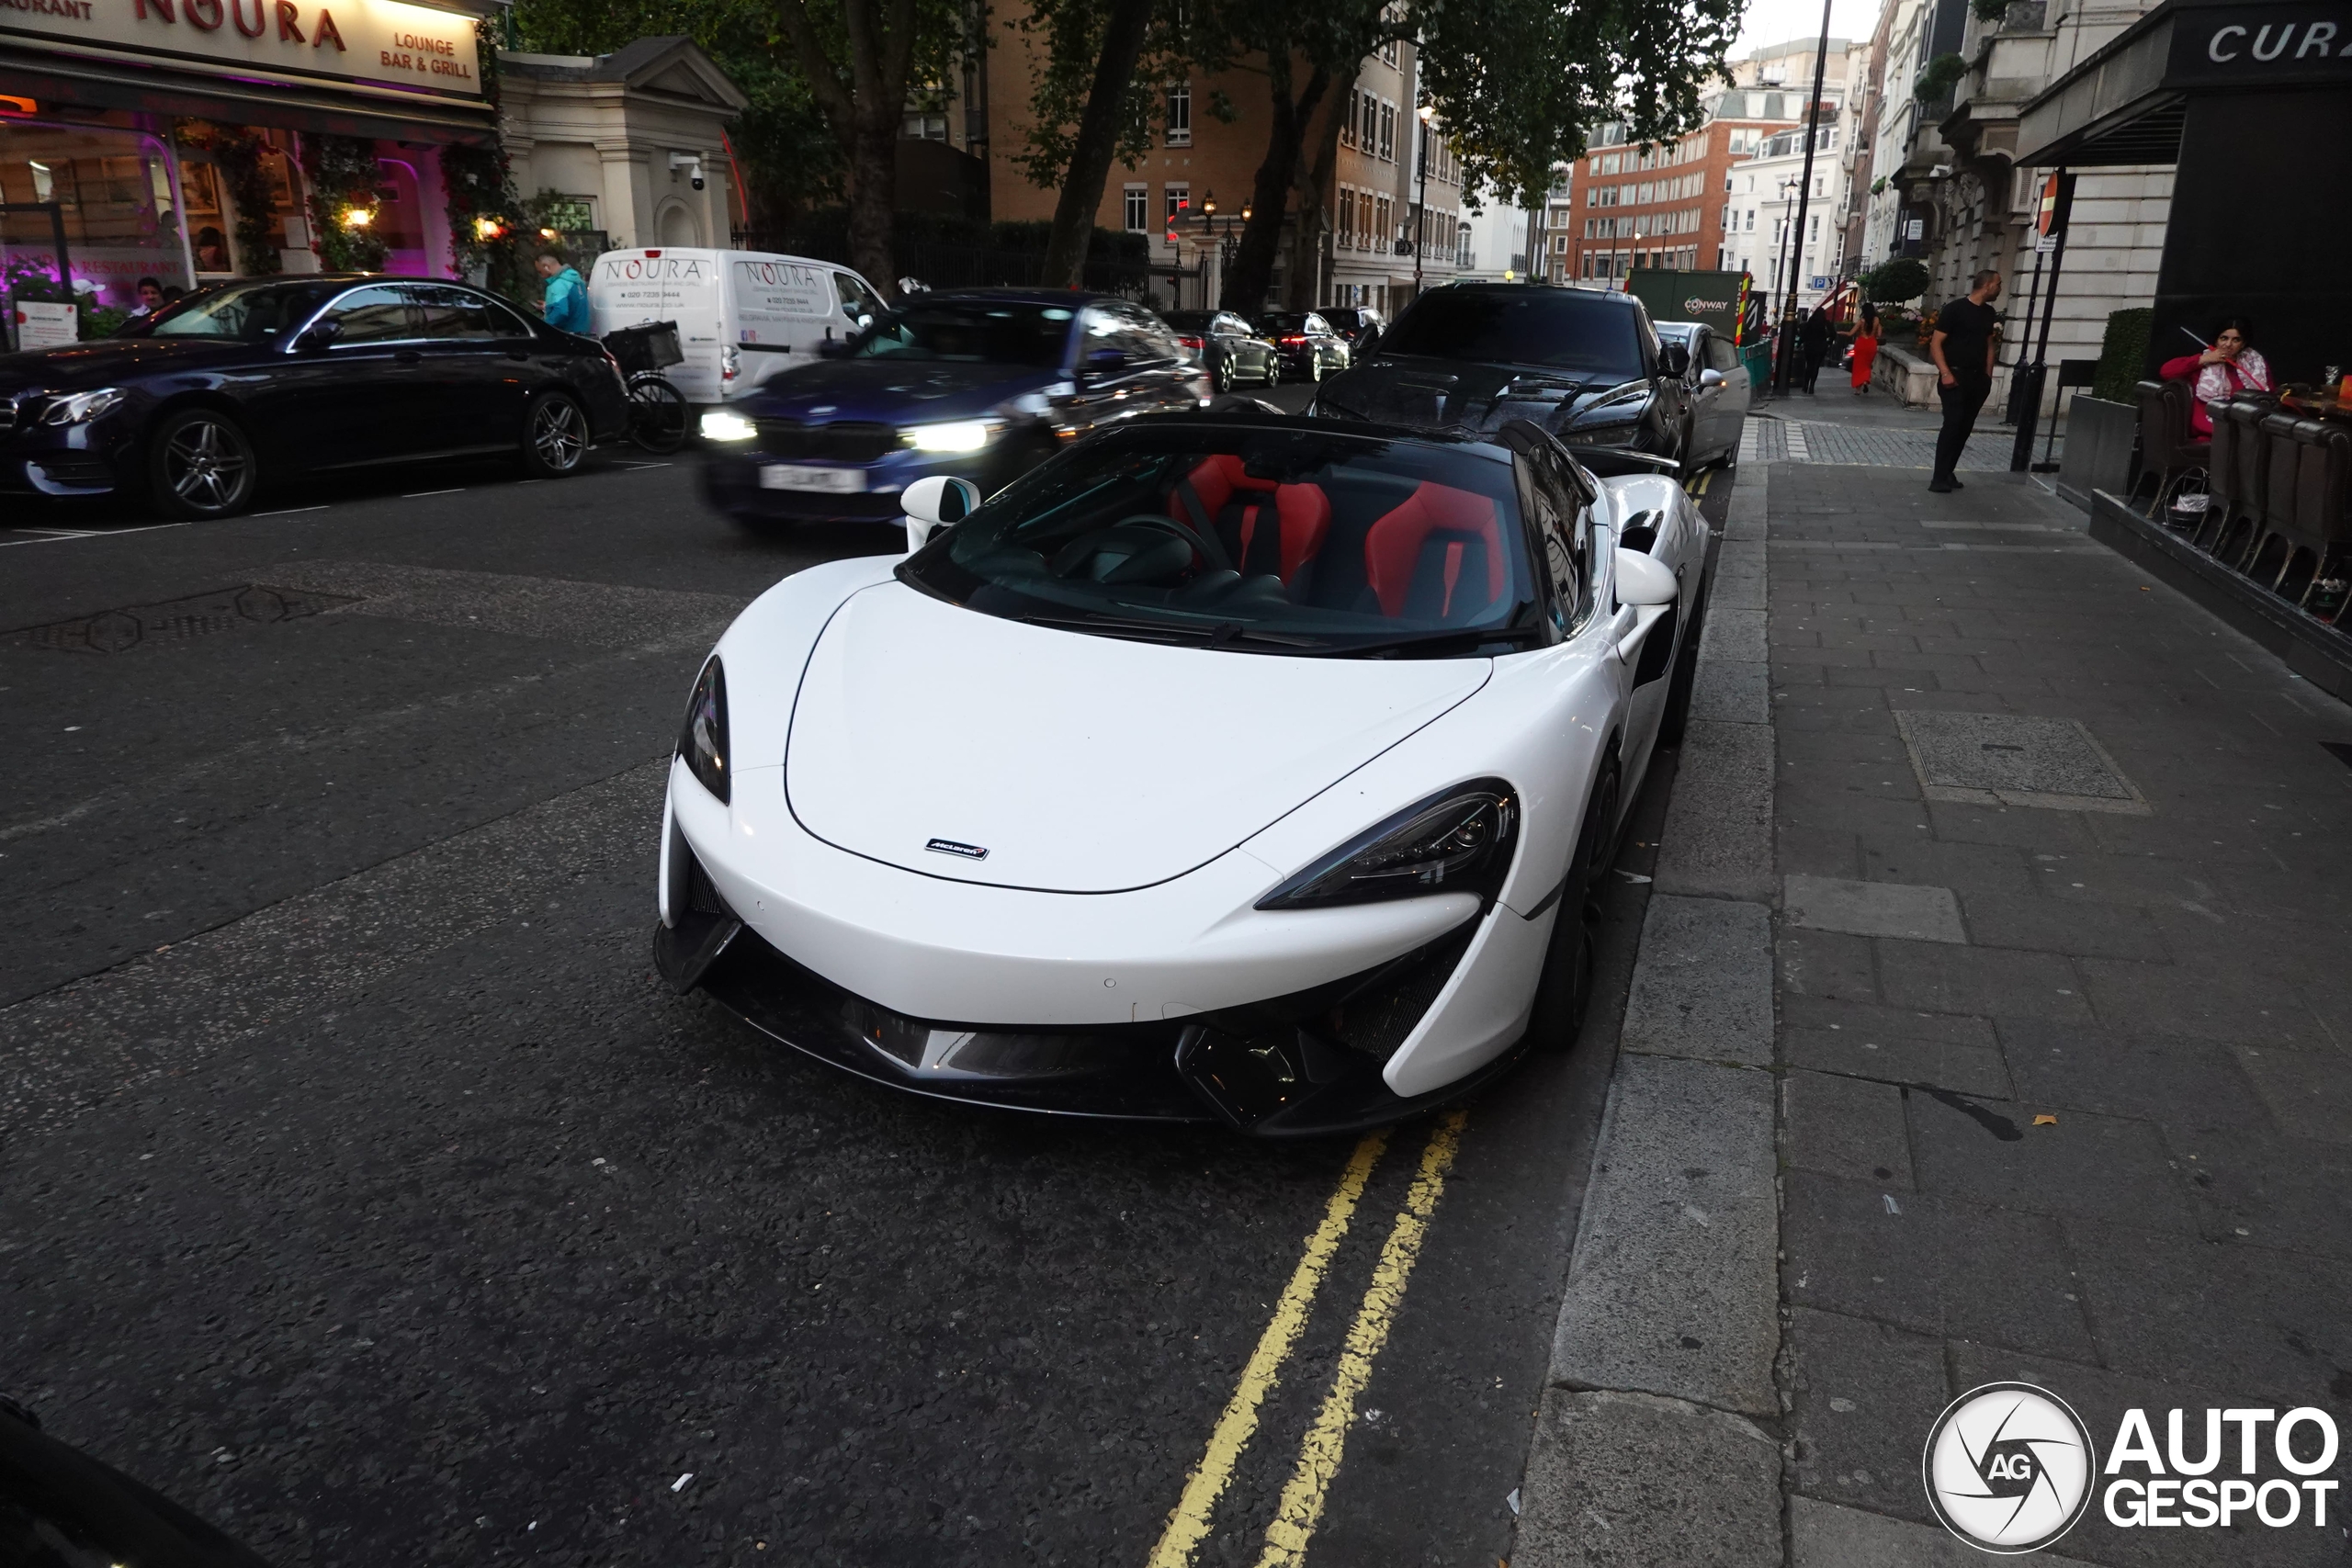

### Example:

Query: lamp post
xmin=1413 ymin=103 xmax=1435 ymax=299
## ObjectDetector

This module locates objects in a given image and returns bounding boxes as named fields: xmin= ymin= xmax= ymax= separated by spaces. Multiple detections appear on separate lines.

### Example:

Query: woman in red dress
xmin=1848 ymin=305 xmax=1881 ymax=395
xmin=2159 ymin=318 xmax=2270 ymax=437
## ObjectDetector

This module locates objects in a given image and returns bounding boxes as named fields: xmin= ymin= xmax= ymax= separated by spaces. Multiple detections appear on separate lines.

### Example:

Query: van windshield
xmin=850 ymin=300 xmax=1075 ymax=368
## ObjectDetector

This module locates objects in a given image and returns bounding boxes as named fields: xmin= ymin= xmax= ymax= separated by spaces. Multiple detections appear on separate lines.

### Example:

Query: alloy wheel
xmin=533 ymin=398 xmax=587 ymax=471
xmin=164 ymin=418 xmax=251 ymax=513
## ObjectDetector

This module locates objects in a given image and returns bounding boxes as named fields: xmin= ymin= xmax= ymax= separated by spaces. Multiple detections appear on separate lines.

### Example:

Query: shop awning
xmin=2018 ymin=0 xmax=2352 ymax=166
xmin=0 ymin=42 xmax=498 ymax=145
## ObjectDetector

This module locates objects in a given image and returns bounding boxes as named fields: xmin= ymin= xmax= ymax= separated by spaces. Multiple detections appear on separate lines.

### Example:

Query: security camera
xmin=692 ymin=175 xmax=706 ymax=190
xmin=669 ymin=152 xmax=705 ymax=190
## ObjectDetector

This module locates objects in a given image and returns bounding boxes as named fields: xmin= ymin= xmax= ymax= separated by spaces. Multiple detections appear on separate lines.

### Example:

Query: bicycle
xmin=602 ymin=320 xmax=690 ymax=456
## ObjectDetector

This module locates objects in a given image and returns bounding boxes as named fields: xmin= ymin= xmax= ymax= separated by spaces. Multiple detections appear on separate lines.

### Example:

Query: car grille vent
xmin=1325 ymin=919 xmax=1481 ymax=1063
xmin=686 ymin=855 xmax=732 ymax=918
xmin=757 ymin=419 xmax=898 ymax=463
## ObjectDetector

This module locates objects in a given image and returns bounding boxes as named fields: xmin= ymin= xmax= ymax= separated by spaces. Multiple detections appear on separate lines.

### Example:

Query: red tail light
xmin=1178 ymin=335 xmax=1204 ymax=348
xmin=1282 ymin=334 xmax=1306 ymax=344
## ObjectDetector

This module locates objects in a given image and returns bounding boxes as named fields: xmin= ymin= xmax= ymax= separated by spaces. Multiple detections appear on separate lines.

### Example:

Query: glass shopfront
xmin=0 ymin=119 xmax=192 ymax=321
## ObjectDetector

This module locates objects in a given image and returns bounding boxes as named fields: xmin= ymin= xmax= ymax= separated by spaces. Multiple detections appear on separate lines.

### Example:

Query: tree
xmin=1863 ymin=256 xmax=1929 ymax=303
xmin=771 ymin=0 xmax=967 ymax=296
xmin=1213 ymin=0 xmax=1740 ymax=310
xmin=1013 ymin=0 xmax=1158 ymax=287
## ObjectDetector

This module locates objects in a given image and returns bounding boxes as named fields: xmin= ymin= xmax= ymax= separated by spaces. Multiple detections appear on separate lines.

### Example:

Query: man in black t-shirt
xmin=1927 ymin=271 xmax=2004 ymax=492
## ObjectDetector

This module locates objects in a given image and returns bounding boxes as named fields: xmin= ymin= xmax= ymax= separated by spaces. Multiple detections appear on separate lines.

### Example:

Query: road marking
xmin=256 ymin=505 xmax=330 ymax=516
xmin=1253 ymin=1110 xmax=1467 ymax=1568
xmin=2 ymin=522 xmax=189 ymax=547
xmin=1146 ymin=1133 xmax=1390 ymax=1568
xmin=402 ymin=487 xmax=464 ymax=498
xmin=615 ymin=460 xmax=674 ymax=470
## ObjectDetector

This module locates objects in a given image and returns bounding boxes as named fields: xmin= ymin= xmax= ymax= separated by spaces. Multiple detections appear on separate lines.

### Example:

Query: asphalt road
xmin=1 ymin=408 xmax=1731 ymax=1566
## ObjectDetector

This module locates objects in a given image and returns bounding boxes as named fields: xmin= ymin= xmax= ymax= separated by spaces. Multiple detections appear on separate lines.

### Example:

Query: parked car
xmin=1307 ymin=284 xmax=1693 ymax=463
xmin=1161 ymin=310 xmax=1281 ymax=393
xmin=0 ymin=276 xmax=633 ymax=519
xmin=698 ymin=289 xmax=1209 ymax=527
xmin=1252 ymin=311 xmax=1351 ymax=382
xmin=587 ymin=247 xmax=888 ymax=405
xmin=1651 ymin=321 xmax=1750 ymax=467
xmin=656 ymin=411 xmax=1708 ymax=1135
xmin=1320 ymin=305 xmax=1386 ymax=357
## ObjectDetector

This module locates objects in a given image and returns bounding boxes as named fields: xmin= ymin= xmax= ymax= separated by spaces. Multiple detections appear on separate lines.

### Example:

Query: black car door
xmin=404 ymin=283 xmax=529 ymax=453
xmin=252 ymin=284 xmax=421 ymax=470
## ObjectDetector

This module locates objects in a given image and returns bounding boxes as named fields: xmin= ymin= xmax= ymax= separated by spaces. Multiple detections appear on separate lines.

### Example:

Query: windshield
xmin=140 ymin=281 xmax=344 ymax=342
xmin=1378 ymin=290 xmax=1645 ymax=378
xmin=1162 ymin=311 xmax=1217 ymax=332
xmin=1257 ymin=314 xmax=1312 ymax=333
xmin=899 ymin=424 xmax=1540 ymax=657
xmin=849 ymin=299 xmax=1075 ymax=367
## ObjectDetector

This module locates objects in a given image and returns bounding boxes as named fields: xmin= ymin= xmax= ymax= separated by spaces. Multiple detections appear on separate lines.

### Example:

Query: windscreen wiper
xmin=1313 ymin=625 xmax=1546 ymax=660
xmin=1011 ymin=612 xmax=1323 ymax=649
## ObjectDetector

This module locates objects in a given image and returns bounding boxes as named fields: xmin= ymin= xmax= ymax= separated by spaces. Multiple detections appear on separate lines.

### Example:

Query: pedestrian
xmin=193 ymin=226 xmax=230 ymax=273
xmin=1849 ymin=313 xmax=1880 ymax=396
xmin=1799 ymin=307 xmax=1829 ymax=393
xmin=2159 ymin=317 xmax=2270 ymax=438
xmin=130 ymin=276 xmax=165 ymax=317
xmin=1927 ymin=269 xmax=2003 ymax=493
xmin=535 ymin=248 xmax=594 ymax=335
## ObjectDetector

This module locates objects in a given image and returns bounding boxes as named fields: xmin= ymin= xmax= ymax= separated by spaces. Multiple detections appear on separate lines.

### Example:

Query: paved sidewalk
xmin=1770 ymin=447 xmax=2351 ymax=1563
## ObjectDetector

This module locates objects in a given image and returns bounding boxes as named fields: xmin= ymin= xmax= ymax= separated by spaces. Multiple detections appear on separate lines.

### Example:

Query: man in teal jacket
xmin=536 ymin=250 xmax=594 ymax=335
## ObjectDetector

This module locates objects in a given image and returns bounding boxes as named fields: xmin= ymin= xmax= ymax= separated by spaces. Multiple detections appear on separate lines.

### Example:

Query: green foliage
xmin=1916 ymin=51 xmax=1967 ymax=101
xmin=173 ymin=120 xmax=282 ymax=276
xmin=1971 ymin=0 xmax=2007 ymax=19
xmin=2094 ymin=307 xmax=2154 ymax=402
xmin=1863 ymin=256 xmax=1929 ymax=303
xmin=301 ymin=134 xmax=389 ymax=272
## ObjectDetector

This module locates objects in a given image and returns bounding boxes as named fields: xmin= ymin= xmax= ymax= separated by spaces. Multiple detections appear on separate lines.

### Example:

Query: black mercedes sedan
xmin=1160 ymin=309 xmax=1280 ymax=392
xmin=1307 ymin=285 xmax=1693 ymax=462
xmin=0 ymin=276 xmax=633 ymax=519
xmin=1251 ymin=311 xmax=1351 ymax=383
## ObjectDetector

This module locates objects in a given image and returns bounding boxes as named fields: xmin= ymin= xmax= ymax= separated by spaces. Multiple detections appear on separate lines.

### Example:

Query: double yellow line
xmin=1148 ymin=1111 xmax=1468 ymax=1568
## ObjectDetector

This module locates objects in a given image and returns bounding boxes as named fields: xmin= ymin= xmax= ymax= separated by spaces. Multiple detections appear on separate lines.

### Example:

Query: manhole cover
xmin=1894 ymin=711 xmax=2149 ymax=814
xmin=2 ymin=584 xmax=358 ymax=654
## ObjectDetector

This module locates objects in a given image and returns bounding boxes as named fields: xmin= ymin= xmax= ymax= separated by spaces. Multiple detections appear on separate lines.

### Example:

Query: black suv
xmin=1306 ymin=284 xmax=1692 ymax=462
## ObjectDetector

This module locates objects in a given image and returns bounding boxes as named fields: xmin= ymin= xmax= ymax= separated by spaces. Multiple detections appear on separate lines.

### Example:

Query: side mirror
xmin=1614 ymin=547 xmax=1677 ymax=607
xmin=1699 ymin=367 xmax=1727 ymax=389
xmin=1658 ymin=343 xmax=1690 ymax=377
xmin=816 ymin=337 xmax=853 ymax=359
xmin=295 ymin=319 xmax=342 ymax=354
xmin=902 ymin=474 xmax=982 ymax=550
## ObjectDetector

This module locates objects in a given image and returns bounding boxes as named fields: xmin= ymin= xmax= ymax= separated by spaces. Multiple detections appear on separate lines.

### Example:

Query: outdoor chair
xmin=2208 ymin=396 xmax=2278 ymax=563
xmin=2129 ymin=378 xmax=2206 ymax=520
xmin=2285 ymin=419 xmax=2352 ymax=619
xmin=2243 ymin=412 xmax=2311 ymax=583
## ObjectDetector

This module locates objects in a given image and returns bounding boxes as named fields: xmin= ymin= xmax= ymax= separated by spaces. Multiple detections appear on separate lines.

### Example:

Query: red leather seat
xmin=1363 ymin=481 xmax=1507 ymax=620
xmin=1170 ymin=455 xmax=1331 ymax=583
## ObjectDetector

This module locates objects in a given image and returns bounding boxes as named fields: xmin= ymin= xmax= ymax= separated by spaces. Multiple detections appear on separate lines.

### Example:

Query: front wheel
xmin=626 ymin=375 xmax=688 ymax=455
xmin=1309 ymin=355 xmax=1326 ymax=383
xmin=1214 ymin=355 xmax=1236 ymax=395
xmin=523 ymin=393 xmax=590 ymax=478
xmin=1263 ymin=358 xmax=1281 ymax=389
xmin=148 ymin=408 xmax=257 ymax=520
xmin=1525 ymin=760 xmax=1621 ymax=1054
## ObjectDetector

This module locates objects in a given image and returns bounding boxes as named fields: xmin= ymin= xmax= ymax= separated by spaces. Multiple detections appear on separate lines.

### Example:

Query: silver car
xmin=1652 ymin=321 xmax=1750 ymax=468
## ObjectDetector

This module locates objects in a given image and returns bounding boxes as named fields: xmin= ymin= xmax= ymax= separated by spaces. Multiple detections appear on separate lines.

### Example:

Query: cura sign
xmin=0 ymin=0 xmax=481 ymax=96
xmin=2173 ymin=3 xmax=2352 ymax=80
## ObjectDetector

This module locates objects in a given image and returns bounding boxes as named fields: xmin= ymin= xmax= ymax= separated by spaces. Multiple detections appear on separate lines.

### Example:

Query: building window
xmin=900 ymin=111 xmax=948 ymax=141
xmin=1164 ymin=183 xmax=1190 ymax=235
xmin=1361 ymin=93 xmax=1378 ymax=150
xmin=1124 ymin=184 xmax=1148 ymax=233
xmin=1374 ymin=195 xmax=1392 ymax=250
xmin=1378 ymin=102 xmax=1396 ymax=161
xmin=1379 ymin=37 xmax=1399 ymax=66
xmin=1167 ymin=84 xmax=1192 ymax=146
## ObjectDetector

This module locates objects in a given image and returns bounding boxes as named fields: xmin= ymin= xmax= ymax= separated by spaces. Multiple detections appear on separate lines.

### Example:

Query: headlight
xmin=678 ymin=656 xmax=729 ymax=804
xmin=44 ymin=389 xmax=123 ymax=425
xmin=902 ymin=419 xmax=1000 ymax=453
xmin=1258 ymin=780 xmax=1519 ymax=910
xmin=699 ymin=410 xmax=758 ymax=443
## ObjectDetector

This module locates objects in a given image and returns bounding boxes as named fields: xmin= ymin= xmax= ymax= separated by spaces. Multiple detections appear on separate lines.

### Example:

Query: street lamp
xmin=1413 ymin=103 xmax=1435 ymax=299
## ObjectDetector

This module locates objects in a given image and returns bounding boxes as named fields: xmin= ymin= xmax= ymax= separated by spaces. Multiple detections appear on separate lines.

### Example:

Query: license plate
xmin=760 ymin=464 xmax=868 ymax=494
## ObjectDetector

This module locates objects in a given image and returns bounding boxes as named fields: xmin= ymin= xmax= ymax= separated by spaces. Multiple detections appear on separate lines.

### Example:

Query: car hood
xmin=0 ymin=336 xmax=264 ymax=394
xmin=750 ymin=360 xmax=1065 ymax=423
xmin=782 ymin=582 xmax=1492 ymax=894
xmin=1317 ymin=355 xmax=1647 ymax=434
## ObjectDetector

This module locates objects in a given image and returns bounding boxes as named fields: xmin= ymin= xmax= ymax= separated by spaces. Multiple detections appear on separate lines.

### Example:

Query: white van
xmin=586 ymin=248 xmax=887 ymax=404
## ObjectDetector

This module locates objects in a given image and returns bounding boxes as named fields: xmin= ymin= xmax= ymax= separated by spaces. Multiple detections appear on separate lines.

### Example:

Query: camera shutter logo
xmin=1923 ymin=1382 xmax=2098 ymax=1553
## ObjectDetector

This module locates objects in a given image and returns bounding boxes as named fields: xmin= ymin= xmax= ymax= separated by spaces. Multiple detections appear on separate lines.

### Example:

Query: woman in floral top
xmin=2159 ymin=318 xmax=2271 ymax=438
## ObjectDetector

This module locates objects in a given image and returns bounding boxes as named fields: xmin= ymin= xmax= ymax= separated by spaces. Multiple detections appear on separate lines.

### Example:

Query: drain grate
xmin=1894 ymin=710 xmax=2150 ymax=815
xmin=1 ymin=584 xmax=359 ymax=654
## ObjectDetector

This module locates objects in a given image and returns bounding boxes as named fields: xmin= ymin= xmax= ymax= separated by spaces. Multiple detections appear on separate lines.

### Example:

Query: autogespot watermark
xmin=1923 ymin=1383 xmax=2343 ymax=1554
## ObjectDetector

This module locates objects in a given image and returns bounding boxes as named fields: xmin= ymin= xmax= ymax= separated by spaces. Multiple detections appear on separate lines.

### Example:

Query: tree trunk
xmin=1222 ymin=57 xmax=1329 ymax=312
xmin=774 ymin=0 xmax=921 ymax=299
xmin=1043 ymin=0 xmax=1158 ymax=288
xmin=846 ymin=105 xmax=899 ymax=298
xmin=1281 ymin=68 xmax=1351 ymax=308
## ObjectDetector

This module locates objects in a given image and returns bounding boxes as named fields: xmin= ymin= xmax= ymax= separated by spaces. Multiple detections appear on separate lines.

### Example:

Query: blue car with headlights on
xmin=697 ymin=289 xmax=1209 ymax=527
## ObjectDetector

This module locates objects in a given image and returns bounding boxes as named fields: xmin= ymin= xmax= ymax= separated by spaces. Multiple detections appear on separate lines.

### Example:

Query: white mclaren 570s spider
xmin=656 ymin=412 xmax=1709 ymax=1135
